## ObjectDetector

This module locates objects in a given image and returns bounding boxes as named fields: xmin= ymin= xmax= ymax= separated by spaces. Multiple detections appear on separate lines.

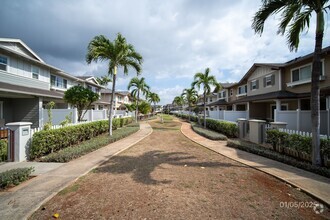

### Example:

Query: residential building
xmin=0 ymin=38 xmax=102 ymax=127
xmin=208 ymin=47 xmax=330 ymax=134
xmin=98 ymin=89 xmax=133 ymax=111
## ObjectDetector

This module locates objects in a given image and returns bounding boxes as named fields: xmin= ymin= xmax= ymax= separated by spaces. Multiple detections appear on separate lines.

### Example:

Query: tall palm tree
xmin=147 ymin=92 xmax=160 ymax=113
xmin=86 ymin=34 xmax=143 ymax=136
xmin=172 ymin=96 xmax=185 ymax=112
xmin=192 ymin=68 xmax=221 ymax=128
xmin=182 ymin=87 xmax=198 ymax=121
xmin=128 ymin=77 xmax=150 ymax=122
xmin=252 ymin=0 xmax=329 ymax=166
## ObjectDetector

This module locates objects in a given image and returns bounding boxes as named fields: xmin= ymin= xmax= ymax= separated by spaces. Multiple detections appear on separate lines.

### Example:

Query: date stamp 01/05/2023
xmin=279 ymin=201 xmax=325 ymax=214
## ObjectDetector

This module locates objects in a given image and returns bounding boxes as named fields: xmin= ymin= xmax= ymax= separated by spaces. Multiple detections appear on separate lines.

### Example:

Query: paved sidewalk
xmin=180 ymin=122 xmax=330 ymax=206
xmin=0 ymin=123 xmax=152 ymax=220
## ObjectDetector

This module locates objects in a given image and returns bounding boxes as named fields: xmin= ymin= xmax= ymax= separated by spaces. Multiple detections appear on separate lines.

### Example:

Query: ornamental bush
xmin=30 ymin=118 xmax=133 ymax=160
xmin=0 ymin=167 xmax=34 ymax=189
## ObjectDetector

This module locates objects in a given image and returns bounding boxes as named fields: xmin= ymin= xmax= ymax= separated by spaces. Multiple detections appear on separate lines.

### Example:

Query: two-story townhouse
xmin=0 ymin=38 xmax=103 ymax=128
xmin=207 ymin=83 xmax=236 ymax=110
xmin=98 ymin=89 xmax=133 ymax=111
xmin=0 ymin=38 xmax=80 ymax=127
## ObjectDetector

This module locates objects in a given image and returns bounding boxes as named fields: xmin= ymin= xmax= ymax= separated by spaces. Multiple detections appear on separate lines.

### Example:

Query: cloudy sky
xmin=1 ymin=0 xmax=329 ymax=104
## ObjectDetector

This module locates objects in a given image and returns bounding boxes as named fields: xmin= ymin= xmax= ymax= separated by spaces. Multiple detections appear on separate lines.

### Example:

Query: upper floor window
xmin=51 ymin=75 xmax=67 ymax=89
xmin=291 ymin=61 xmax=324 ymax=83
xmin=0 ymin=55 xmax=8 ymax=71
xmin=32 ymin=66 xmax=39 ymax=79
xmin=219 ymin=91 xmax=226 ymax=99
xmin=250 ymin=80 xmax=259 ymax=90
xmin=264 ymin=75 xmax=275 ymax=87
xmin=237 ymin=85 xmax=247 ymax=95
xmin=230 ymin=89 xmax=233 ymax=96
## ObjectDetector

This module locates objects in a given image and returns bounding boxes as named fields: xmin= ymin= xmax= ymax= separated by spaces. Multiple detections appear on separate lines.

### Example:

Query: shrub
xmin=30 ymin=119 xmax=125 ymax=160
xmin=191 ymin=123 xmax=227 ymax=140
xmin=175 ymin=113 xmax=237 ymax=137
xmin=0 ymin=167 xmax=34 ymax=189
xmin=227 ymin=139 xmax=330 ymax=178
xmin=266 ymin=129 xmax=330 ymax=158
xmin=0 ymin=139 xmax=8 ymax=162
xmin=40 ymin=126 xmax=139 ymax=162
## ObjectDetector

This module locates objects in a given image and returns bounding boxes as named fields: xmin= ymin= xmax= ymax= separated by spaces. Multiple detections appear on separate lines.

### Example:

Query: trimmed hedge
xmin=0 ymin=167 xmax=34 ymax=189
xmin=39 ymin=126 xmax=139 ymax=162
xmin=191 ymin=123 xmax=227 ymax=140
xmin=266 ymin=129 xmax=330 ymax=165
xmin=0 ymin=139 xmax=7 ymax=162
xmin=175 ymin=113 xmax=238 ymax=138
xmin=30 ymin=118 xmax=132 ymax=160
xmin=227 ymin=139 xmax=330 ymax=178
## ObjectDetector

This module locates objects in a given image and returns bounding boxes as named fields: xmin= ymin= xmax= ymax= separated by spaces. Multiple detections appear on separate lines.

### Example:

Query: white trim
xmin=0 ymin=38 xmax=45 ymax=63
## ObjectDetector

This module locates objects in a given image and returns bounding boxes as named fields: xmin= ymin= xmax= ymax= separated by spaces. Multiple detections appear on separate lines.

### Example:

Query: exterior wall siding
xmin=247 ymin=69 xmax=280 ymax=96
xmin=0 ymin=70 xmax=49 ymax=90
xmin=12 ymin=98 xmax=39 ymax=128
xmin=284 ymin=56 xmax=330 ymax=93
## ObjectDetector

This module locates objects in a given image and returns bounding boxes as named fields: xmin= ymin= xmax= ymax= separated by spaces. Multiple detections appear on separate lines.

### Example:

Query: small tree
xmin=138 ymin=101 xmax=152 ymax=115
xmin=64 ymin=85 xmax=99 ymax=122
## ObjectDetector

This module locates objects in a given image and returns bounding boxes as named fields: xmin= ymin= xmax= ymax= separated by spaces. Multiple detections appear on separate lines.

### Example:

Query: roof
xmin=238 ymin=63 xmax=284 ymax=84
xmin=0 ymin=81 xmax=64 ymax=99
xmin=230 ymin=91 xmax=310 ymax=104
xmin=221 ymin=83 xmax=236 ymax=88
xmin=284 ymin=46 xmax=330 ymax=66
xmin=100 ymin=89 xmax=130 ymax=96
xmin=0 ymin=38 xmax=45 ymax=63
xmin=0 ymin=43 xmax=79 ymax=81
xmin=207 ymin=99 xmax=228 ymax=106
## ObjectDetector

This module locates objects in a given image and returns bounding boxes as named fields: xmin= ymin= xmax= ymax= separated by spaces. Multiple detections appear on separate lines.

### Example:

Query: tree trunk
xmin=135 ymin=90 xmax=140 ymax=123
xmin=109 ymin=67 xmax=117 ymax=136
xmin=311 ymin=12 xmax=324 ymax=166
xmin=188 ymin=105 xmax=191 ymax=122
xmin=203 ymin=92 xmax=206 ymax=128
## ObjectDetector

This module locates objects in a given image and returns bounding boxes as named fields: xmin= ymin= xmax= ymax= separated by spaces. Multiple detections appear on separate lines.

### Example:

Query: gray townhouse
xmin=0 ymin=38 xmax=103 ymax=128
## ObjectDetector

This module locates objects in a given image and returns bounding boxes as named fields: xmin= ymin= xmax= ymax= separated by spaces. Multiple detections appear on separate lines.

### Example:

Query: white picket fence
xmin=279 ymin=128 xmax=329 ymax=139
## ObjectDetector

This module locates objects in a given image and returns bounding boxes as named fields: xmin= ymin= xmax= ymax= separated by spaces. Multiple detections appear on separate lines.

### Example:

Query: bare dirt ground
xmin=30 ymin=119 xmax=329 ymax=219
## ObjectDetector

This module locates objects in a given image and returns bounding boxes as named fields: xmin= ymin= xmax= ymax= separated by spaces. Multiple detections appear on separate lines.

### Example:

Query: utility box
xmin=237 ymin=118 xmax=248 ymax=139
xmin=249 ymin=119 xmax=266 ymax=144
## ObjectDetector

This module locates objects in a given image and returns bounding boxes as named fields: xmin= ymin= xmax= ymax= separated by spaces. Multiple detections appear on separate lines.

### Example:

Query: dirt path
xmin=30 ymin=120 xmax=328 ymax=219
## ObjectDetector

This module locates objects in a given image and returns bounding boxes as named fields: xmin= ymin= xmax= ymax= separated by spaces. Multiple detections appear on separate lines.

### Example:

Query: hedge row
xmin=0 ymin=167 xmax=34 ymax=189
xmin=175 ymin=113 xmax=238 ymax=138
xmin=39 ymin=125 xmax=139 ymax=162
xmin=227 ymin=139 xmax=330 ymax=178
xmin=266 ymin=129 xmax=330 ymax=166
xmin=191 ymin=123 xmax=227 ymax=140
xmin=30 ymin=117 xmax=133 ymax=160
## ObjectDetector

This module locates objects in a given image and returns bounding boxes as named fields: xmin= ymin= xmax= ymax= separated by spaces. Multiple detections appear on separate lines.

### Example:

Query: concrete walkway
xmin=0 ymin=123 xmax=152 ymax=220
xmin=180 ymin=122 xmax=330 ymax=206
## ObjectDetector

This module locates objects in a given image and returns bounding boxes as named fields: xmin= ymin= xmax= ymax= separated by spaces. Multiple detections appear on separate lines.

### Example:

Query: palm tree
xmin=147 ymin=92 xmax=160 ymax=114
xmin=128 ymin=77 xmax=150 ymax=122
xmin=182 ymin=87 xmax=198 ymax=121
xmin=86 ymin=34 xmax=143 ymax=136
xmin=192 ymin=68 xmax=221 ymax=128
xmin=96 ymin=75 xmax=112 ymax=86
xmin=252 ymin=0 xmax=329 ymax=166
xmin=172 ymin=96 xmax=185 ymax=112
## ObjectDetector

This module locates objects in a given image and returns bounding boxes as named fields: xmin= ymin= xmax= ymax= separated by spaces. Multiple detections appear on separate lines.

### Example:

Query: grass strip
xmin=191 ymin=123 xmax=227 ymax=140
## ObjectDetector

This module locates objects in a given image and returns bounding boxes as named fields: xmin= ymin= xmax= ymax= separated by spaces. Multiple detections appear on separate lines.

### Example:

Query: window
xmin=32 ymin=66 xmax=39 ymax=79
xmin=250 ymin=80 xmax=259 ymax=90
xmin=291 ymin=62 xmax=324 ymax=83
xmin=219 ymin=91 xmax=226 ymax=99
xmin=51 ymin=75 xmax=67 ymax=89
xmin=230 ymin=89 xmax=233 ymax=96
xmin=237 ymin=85 xmax=247 ymax=95
xmin=264 ymin=75 xmax=275 ymax=87
xmin=0 ymin=55 xmax=8 ymax=71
